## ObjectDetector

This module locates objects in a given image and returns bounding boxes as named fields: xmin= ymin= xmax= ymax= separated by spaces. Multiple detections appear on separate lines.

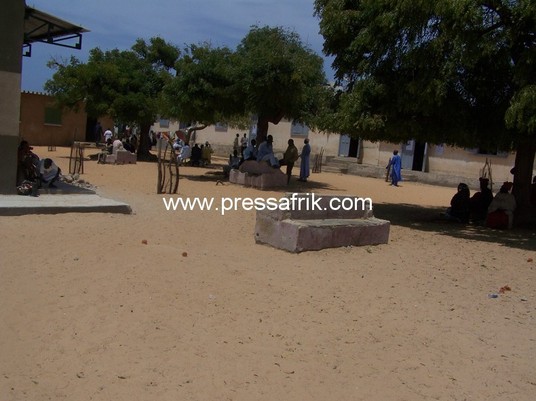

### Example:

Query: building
xmin=0 ymin=0 xmax=87 ymax=193
xmin=151 ymin=118 xmax=528 ymax=185
xmin=19 ymin=91 xmax=114 ymax=146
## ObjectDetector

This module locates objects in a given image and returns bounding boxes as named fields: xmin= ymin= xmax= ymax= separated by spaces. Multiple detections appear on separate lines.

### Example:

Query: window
xmin=290 ymin=121 xmax=309 ymax=136
xmin=159 ymin=118 xmax=170 ymax=128
xmin=179 ymin=121 xmax=191 ymax=130
xmin=467 ymin=147 xmax=509 ymax=157
xmin=44 ymin=107 xmax=62 ymax=125
xmin=215 ymin=122 xmax=228 ymax=132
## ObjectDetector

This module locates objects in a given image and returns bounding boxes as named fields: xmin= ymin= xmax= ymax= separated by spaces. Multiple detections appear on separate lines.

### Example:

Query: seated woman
xmin=190 ymin=143 xmax=202 ymax=166
xmin=487 ymin=182 xmax=516 ymax=229
xmin=469 ymin=177 xmax=494 ymax=223
xmin=445 ymin=183 xmax=471 ymax=223
xmin=17 ymin=140 xmax=40 ymax=184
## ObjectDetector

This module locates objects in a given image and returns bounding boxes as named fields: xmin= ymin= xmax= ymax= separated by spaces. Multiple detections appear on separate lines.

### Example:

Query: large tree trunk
xmin=512 ymin=139 xmax=536 ymax=227
xmin=256 ymin=112 xmax=283 ymax=145
xmin=256 ymin=116 xmax=269 ymax=145
xmin=137 ymin=122 xmax=154 ymax=161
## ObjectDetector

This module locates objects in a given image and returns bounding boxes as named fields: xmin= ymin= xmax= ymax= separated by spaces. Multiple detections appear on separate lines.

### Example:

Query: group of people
xmin=444 ymin=177 xmax=517 ymax=229
xmin=173 ymin=137 xmax=214 ymax=167
xmin=228 ymin=134 xmax=311 ymax=183
xmin=95 ymin=123 xmax=138 ymax=152
xmin=17 ymin=140 xmax=61 ymax=194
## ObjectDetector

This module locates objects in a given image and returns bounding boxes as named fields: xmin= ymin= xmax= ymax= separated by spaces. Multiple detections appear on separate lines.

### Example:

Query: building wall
xmin=19 ymin=92 xmax=87 ymax=146
xmin=152 ymin=119 xmax=533 ymax=182
xmin=0 ymin=0 xmax=25 ymax=193
xmin=150 ymin=118 xmax=340 ymax=158
xmin=366 ymin=140 xmax=530 ymax=184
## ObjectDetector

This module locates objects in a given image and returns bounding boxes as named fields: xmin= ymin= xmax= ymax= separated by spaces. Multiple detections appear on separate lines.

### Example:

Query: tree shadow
xmin=373 ymin=203 xmax=536 ymax=251
xmin=178 ymin=168 xmax=336 ymax=191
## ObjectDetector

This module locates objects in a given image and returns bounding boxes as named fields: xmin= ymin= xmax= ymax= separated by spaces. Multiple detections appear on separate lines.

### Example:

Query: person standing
xmin=233 ymin=133 xmax=240 ymax=154
xmin=386 ymin=149 xmax=402 ymax=186
xmin=240 ymin=133 xmax=248 ymax=157
xmin=103 ymin=128 xmax=113 ymax=143
xmin=94 ymin=121 xmax=103 ymax=145
xmin=279 ymin=139 xmax=299 ymax=184
xmin=298 ymin=138 xmax=311 ymax=182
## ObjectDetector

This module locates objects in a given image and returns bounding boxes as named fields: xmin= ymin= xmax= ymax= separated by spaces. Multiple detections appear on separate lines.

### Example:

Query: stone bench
xmin=105 ymin=150 xmax=137 ymax=164
xmin=229 ymin=160 xmax=287 ymax=190
xmin=254 ymin=193 xmax=390 ymax=252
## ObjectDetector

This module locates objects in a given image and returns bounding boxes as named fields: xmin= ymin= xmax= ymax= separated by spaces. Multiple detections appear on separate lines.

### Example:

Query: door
xmin=338 ymin=134 xmax=351 ymax=156
xmin=401 ymin=140 xmax=415 ymax=170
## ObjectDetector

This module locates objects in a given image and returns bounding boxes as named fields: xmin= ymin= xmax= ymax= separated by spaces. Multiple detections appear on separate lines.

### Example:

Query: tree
xmin=314 ymin=0 xmax=535 ymax=223
xmin=45 ymin=37 xmax=179 ymax=160
xmin=163 ymin=26 xmax=329 ymax=145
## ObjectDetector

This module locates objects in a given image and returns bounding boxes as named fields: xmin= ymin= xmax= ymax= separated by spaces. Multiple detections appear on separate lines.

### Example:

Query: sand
xmin=1 ymin=146 xmax=535 ymax=401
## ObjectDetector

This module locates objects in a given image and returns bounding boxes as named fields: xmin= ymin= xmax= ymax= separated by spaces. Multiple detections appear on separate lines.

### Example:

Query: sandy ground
xmin=1 ymin=146 xmax=535 ymax=401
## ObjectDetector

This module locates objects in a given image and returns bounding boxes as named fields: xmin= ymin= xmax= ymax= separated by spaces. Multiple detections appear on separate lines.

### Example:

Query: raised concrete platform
xmin=255 ymin=193 xmax=390 ymax=252
xmin=229 ymin=160 xmax=287 ymax=189
xmin=0 ymin=181 xmax=131 ymax=216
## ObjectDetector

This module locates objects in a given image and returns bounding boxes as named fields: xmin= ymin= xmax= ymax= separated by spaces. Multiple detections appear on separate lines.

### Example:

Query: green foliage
xmin=314 ymin=0 xmax=536 ymax=149
xmin=163 ymin=26 xmax=329 ymax=133
xmin=45 ymin=38 xmax=179 ymax=127
xmin=162 ymin=43 xmax=241 ymax=124
xmin=235 ymin=26 xmax=327 ymax=124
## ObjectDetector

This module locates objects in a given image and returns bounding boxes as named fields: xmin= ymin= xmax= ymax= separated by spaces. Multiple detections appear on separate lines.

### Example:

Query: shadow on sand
xmin=373 ymin=202 xmax=536 ymax=252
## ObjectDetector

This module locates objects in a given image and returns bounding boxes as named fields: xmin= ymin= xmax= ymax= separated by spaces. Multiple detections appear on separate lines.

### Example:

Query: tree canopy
xmin=163 ymin=25 xmax=329 ymax=144
xmin=314 ymin=0 xmax=535 ymax=219
xmin=45 ymin=37 xmax=179 ymax=158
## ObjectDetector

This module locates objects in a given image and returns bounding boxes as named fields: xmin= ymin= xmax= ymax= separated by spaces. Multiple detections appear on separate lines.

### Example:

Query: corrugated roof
xmin=23 ymin=6 xmax=89 ymax=55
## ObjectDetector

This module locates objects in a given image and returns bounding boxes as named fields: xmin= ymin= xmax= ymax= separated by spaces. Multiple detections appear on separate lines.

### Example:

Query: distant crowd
xmin=224 ymin=133 xmax=312 ymax=184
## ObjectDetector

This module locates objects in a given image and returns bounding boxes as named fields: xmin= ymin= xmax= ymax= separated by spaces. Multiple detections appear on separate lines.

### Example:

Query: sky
xmin=22 ymin=0 xmax=335 ymax=92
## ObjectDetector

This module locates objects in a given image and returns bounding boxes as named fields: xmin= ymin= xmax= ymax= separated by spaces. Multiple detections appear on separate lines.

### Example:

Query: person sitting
xmin=469 ymin=177 xmax=494 ymax=224
xmin=223 ymin=149 xmax=241 ymax=177
xmin=172 ymin=137 xmax=184 ymax=152
xmin=487 ymin=182 xmax=516 ymax=229
xmin=177 ymin=143 xmax=191 ymax=165
xmin=190 ymin=143 xmax=202 ymax=166
xmin=243 ymin=139 xmax=257 ymax=161
xmin=97 ymin=138 xmax=114 ymax=164
xmin=444 ymin=183 xmax=471 ymax=223
xmin=279 ymin=139 xmax=299 ymax=184
xmin=39 ymin=158 xmax=61 ymax=188
xmin=256 ymin=135 xmax=279 ymax=168
xmin=17 ymin=140 xmax=40 ymax=184
xmin=112 ymin=138 xmax=124 ymax=154
xmin=122 ymin=138 xmax=134 ymax=153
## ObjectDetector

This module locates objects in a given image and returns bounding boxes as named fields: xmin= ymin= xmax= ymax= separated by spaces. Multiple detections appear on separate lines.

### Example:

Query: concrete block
xmin=255 ymin=215 xmax=390 ymax=252
xmin=116 ymin=150 xmax=137 ymax=164
xmin=254 ymin=192 xmax=390 ymax=252
xmin=230 ymin=164 xmax=287 ymax=189
xmin=229 ymin=169 xmax=246 ymax=185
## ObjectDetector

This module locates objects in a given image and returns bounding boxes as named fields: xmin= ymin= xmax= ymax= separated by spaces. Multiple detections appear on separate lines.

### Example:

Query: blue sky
xmin=22 ymin=0 xmax=334 ymax=92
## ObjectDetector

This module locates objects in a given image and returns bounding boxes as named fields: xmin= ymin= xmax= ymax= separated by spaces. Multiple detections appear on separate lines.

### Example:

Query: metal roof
xmin=23 ymin=6 xmax=89 ymax=57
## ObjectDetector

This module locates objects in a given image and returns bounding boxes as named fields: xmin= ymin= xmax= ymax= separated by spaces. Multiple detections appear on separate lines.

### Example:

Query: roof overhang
xmin=23 ymin=6 xmax=89 ymax=57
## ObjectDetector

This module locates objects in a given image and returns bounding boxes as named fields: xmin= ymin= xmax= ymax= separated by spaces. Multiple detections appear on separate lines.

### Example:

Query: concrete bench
xmin=229 ymin=160 xmax=287 ymax=189
xmin=105 ymin=150 xmax=137 ymax=164
xmin=254 ymin=193 xmax=390 ymax=252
